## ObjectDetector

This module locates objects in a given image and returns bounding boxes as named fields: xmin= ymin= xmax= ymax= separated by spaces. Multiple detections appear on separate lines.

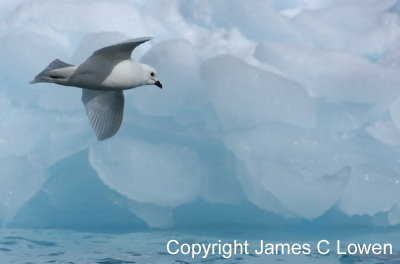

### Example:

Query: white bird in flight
xmin=30 ymin=37 xmax=162 ymax=141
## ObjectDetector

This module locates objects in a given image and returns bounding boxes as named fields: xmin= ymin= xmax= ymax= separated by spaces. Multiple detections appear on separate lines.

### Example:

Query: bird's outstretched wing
xmin=90 ymin=37 xmax=152 ymax=60
xmin=82 ymin=89 xmax=124 ymax=141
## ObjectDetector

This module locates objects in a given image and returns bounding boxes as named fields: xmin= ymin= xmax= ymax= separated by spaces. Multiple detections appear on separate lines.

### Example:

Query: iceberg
xmin=254 ymin=41 xmax=400 ymax=104
xmin=224 ymin=123 xmax=355 ymax=219
xmin=0 ymin=155 xmax=46 ymax=222
xmin=8 ymin=151 xmax=148 ymax=232
xmin=89 ymin=137 xmax=202 ymax=208
xmin=1 ymin=0 xmax=400 ymax=231
xmin=201 ymin=54 xmax=316 ymax=129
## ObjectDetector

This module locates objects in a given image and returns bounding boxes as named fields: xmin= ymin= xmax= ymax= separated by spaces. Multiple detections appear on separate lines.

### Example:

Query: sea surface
xmin=1 ymin=227 xmax=400 ymax=263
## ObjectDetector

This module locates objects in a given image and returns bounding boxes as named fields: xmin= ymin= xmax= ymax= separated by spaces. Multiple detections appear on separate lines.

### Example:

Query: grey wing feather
xmin=82 ymin=89 xmax=125 ymax=141
xmin=91 ymin=37 xmax=152 ymax=60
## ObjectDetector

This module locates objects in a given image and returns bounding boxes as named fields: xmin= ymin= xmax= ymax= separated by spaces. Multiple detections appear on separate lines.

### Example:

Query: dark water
xmin=0 ymin=228 xmax=400 ymax=263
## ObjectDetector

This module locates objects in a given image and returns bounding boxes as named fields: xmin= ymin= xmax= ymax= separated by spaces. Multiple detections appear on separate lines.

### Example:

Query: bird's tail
xmin=30 ymin=59 xmax=75 ymax=84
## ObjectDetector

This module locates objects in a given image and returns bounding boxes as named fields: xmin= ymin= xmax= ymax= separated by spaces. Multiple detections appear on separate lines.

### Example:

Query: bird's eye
xmin=150 ymin=72 xmax=155 ymax=77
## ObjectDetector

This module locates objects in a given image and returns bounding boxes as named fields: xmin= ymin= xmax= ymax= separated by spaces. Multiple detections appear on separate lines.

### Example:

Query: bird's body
xmin=31 ymin=37 xmax=162 ymax=141
xmin=48 ymin=58 xmax=145 ymax=90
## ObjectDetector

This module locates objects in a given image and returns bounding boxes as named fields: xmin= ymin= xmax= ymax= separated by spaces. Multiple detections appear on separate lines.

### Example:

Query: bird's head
xmin=141 ymin=64 xmax=162 ymax=89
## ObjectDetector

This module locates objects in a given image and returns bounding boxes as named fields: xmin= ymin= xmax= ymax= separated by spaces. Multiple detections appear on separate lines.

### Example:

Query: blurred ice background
xmin=1 ymin=0 xmax=400 ymax=232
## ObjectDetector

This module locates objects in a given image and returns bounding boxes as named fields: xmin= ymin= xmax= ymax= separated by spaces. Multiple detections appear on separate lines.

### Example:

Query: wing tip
xmin=96 ymin=132 xmax=116 ymax=141
xmin=91 ymin=37 xmax=154 ymax=58
xmin=117 ymin=36 xmax=153 ymax=45
xmin=130 ymin=36 xmax=153 ymax=43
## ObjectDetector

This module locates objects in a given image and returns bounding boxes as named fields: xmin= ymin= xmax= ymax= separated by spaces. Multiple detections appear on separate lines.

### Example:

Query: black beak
xmin=154 ymin=81 xmax=162 ymax=89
